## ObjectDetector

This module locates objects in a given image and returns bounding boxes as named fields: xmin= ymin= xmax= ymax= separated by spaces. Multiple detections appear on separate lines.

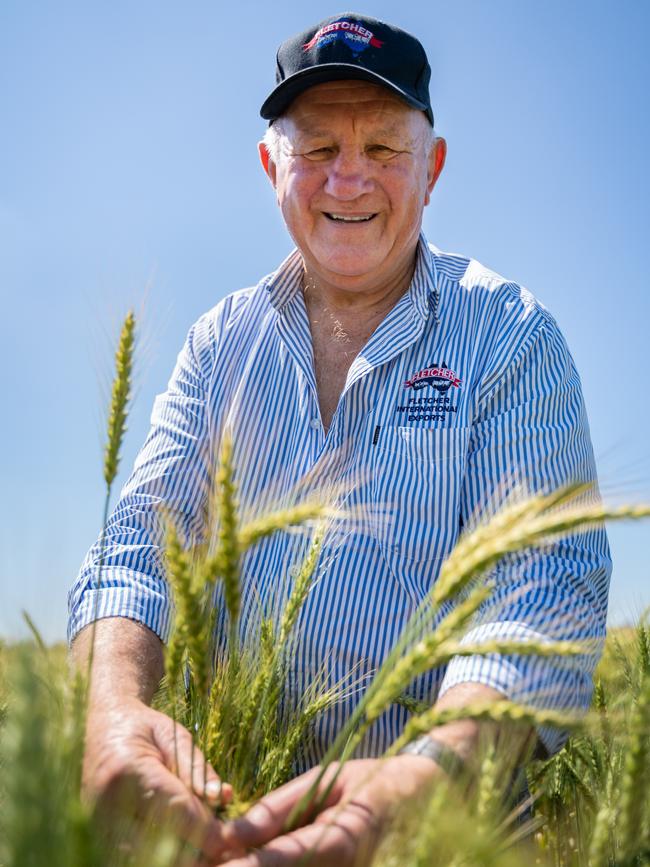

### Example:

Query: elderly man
xmin=69 ymin=12 xmax=611 ymax=866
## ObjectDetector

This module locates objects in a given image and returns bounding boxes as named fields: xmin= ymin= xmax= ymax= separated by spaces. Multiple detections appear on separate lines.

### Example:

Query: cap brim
xmin=260 ymin=64 xmax=432 ymax=123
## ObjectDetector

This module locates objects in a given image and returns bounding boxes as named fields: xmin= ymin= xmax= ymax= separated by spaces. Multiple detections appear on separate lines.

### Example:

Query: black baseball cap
xmin=260 ymin=12 xmax=434 ymax=126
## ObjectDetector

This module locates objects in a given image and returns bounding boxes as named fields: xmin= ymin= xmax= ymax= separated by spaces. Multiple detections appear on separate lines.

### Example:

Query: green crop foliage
xmin=2 ymin=308 xmax=649 ymax=866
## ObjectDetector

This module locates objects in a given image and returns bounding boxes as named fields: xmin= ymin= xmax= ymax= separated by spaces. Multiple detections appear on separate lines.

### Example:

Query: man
xmin=69 ymin=13 xmax=611 ymax=866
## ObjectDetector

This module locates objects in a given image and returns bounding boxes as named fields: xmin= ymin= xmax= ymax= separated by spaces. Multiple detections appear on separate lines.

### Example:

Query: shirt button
xmin=310 ymin=417 xmax=320 ymax=430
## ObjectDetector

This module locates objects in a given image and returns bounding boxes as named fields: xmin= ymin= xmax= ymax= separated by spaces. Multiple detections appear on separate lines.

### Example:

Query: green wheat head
xmin=103 ymin=310 xmax=135 ymax=489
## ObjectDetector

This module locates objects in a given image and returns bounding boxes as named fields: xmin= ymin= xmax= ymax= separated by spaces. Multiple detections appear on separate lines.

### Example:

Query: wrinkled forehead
xmin=281 ymin=80 xmax=428 ymax=133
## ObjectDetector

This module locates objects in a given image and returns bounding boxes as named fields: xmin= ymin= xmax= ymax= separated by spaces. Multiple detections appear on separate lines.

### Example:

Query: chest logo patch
xmin=404 ymin=363 xmax=462 ymax=393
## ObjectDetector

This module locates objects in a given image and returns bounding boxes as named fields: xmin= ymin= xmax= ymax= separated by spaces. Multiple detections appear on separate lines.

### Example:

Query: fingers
xmin=220 ymin=764 xmax=344 ymax=855
xmin=82 ymin=700 xmax=236 ymax=861
xmin=216 ymin=762 xmax=391 ymax=867
xmin=126 ymin=757 xmax=231 ymax=861
xmin=153 ymin=712 xmax=233 ymax=807
xmin=218 ymin=806 xmax=373 ymax=867
xmin=89 ymin=740 xmax=231 ymax=861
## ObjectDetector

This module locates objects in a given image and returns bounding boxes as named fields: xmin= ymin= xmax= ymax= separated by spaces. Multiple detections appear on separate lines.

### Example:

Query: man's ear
xmin=424 ymin=137 xmax=447 ymax=206
xmin=258 ymin=142 xmax=277 ymax=188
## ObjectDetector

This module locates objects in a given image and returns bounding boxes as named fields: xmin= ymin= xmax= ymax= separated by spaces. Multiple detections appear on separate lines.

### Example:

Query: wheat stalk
xmin=284 ymin=487 xmax=648 ymax=832
xmin=230 ymin=528 xmax=327 ymax=791
xmin=363 ymin=583 xmax=492 ymax=721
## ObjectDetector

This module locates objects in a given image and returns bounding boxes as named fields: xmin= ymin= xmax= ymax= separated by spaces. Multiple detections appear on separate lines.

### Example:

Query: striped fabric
xmin=68 ymin=234 xmax=611 ymax=765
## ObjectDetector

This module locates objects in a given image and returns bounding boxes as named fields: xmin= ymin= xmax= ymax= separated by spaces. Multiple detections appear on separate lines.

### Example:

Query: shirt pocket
xmin=371 ymin=425 xmax=469 ymax=568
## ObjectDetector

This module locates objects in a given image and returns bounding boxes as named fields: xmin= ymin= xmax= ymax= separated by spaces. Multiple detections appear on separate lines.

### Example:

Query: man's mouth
xmin=323 ymin=212 xmax=377 ymax=223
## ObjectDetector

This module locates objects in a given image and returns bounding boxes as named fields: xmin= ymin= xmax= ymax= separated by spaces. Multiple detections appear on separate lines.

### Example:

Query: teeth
xmin=327 ymin=213 xmax=374 ymax=222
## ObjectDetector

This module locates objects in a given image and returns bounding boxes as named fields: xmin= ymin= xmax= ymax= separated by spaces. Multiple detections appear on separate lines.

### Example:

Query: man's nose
xmin=323 ymin=150 xmax=374 ymax=200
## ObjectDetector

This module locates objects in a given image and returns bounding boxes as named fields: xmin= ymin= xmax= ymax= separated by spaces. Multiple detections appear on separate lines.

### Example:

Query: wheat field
xmin=1 ymin=311 xmax=647 ymax=867
xmin=1 ymin=615 xmax=648 ymax=865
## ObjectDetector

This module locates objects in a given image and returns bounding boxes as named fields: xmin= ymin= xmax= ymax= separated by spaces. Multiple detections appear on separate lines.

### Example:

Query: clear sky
xmin=1 ymin=1 xmax=648 ymax=642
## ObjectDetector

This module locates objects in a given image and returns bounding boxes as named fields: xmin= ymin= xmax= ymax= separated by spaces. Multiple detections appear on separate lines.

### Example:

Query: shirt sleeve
xmin=67 ymin=312 xmax=218 ymax=646
xmin=438 ymin=310 xmax=612 ymax=755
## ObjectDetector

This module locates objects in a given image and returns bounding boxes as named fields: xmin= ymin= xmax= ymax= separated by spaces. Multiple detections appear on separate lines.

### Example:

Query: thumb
xmin=222 ymin=764 xmax=342 ymax=852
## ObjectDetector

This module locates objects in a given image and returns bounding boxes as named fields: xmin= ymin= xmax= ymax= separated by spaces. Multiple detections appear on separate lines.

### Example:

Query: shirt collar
xmin=409 ymin=232 xmax=439 ymax=324
xmin=264 ymin=231 xmax=439 ymax=322
xmin=264 ymin=247 xmax=304 ymax=311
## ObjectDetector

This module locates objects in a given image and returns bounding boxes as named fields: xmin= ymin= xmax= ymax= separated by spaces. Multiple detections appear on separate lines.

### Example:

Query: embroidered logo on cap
xmin=404 ymin=363 xmax=462 ymax=392
xmin=303 ymin=20 xmax=384 ymax=55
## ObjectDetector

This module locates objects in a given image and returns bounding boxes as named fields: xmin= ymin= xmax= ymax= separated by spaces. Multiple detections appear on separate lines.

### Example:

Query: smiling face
xmin=259 ymin=80 xmax=446 ymax=299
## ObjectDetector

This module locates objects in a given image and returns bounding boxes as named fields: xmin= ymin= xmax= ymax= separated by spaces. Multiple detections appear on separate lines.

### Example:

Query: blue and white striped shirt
xmin=68 ymin=234 xmax=611 ymax=763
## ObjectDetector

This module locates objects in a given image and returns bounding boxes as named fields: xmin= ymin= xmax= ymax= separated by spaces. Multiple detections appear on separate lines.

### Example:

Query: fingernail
xmin=204 ymin=780 xmax=222 ymax=800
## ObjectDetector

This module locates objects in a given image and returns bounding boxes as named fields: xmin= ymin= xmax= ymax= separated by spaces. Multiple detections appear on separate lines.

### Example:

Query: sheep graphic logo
xmin=404 ymin=363 xmax=462 ymax=393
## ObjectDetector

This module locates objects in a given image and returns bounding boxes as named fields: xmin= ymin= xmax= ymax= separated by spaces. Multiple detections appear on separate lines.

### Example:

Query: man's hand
xmin=83 ymin=696 xmax=233 ymax=859
xmin=214 ymin=756 xmax=440 ymax=867
xmin=71 ymin=618 xmax=233 ymax=862
xmin=213 ymin=684 xmax=516 ymax=866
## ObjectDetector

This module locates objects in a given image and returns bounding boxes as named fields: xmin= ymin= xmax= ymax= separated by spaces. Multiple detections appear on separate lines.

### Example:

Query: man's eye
xmin=303 ymin=147 xmax=335 ymax=160
xmin=367 ymin=145 xmax=398 ymax=159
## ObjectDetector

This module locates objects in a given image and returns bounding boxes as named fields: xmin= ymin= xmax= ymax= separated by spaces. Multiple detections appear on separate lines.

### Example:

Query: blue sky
xmin=1 ymin=1 xmax=648 ymax=642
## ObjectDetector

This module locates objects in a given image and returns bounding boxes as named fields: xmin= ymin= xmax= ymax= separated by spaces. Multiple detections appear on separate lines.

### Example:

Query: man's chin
xmin=305 ymin=252 xmax=388 ymax=283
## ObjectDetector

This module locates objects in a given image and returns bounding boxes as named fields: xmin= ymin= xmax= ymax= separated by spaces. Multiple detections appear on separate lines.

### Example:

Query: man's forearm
xmin=425 ymin=683 xmax=533 ymax=769
xmin=70 ymin=617 xmax=165 ymax=710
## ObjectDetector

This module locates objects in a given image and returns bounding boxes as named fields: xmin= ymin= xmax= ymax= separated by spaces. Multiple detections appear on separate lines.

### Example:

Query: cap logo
xmin=302 ymin=19 xmax=384 ymax=55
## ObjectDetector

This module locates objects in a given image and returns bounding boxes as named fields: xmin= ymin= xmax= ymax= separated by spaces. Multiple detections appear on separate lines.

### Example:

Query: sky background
xmin=1 ymin=1 xmax=648 ymax=642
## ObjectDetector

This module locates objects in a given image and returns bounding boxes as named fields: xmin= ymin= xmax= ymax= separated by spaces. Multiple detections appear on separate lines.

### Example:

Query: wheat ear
xmin=259 ymin=690 xmax=336 ymax=792
xmin=637 ymin=623 xmax=650 ymax=683
xmin=277 ymin=525 xmax=324 ymax=646
xmin=433 ymin=489 xmax=650 ymax=609
xmin=165 ymin=523 xmax=211 ymax=697
xmin=234 ymin=529 xmax=325 ymax=786
xmin=103 ymin=310 xmax=135 ymax=488
xmin=213 ymin=435 xmax=241 ymax=656
xmin=361 ymin=584 xmax=489 ymax=721
xmin=476 ymin=744 xmax=500 ymax=838
xmin=588 ymin=767 xmax=617 ymax=867
xmin=386 ymin=700 xmax=580 ymax=758
xmin=283 ymin=489 xmax=650 ymax=833
xmin=87 ymin=310 xmax=136 ymax=697
xmin=616 ymin=672 xmax=650 ymax=864
xmin=238 ymin=505 xmax=335 ymax=552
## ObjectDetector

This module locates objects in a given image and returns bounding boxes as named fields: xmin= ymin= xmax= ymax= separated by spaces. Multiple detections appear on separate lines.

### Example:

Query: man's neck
xmin=301 ymin=251 xmax=418 ymax=432
xmin=300 ymin=252 xmax=417 ymax=321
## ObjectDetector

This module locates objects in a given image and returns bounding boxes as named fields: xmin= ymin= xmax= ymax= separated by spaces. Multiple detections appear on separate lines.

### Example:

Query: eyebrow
xmin=293 ymin=126 xmax=416 ymax=145
xmin=368 ymin=127 xmax=407 ymax=139
xmin=292 ymin=127 xmax=333 ymax=140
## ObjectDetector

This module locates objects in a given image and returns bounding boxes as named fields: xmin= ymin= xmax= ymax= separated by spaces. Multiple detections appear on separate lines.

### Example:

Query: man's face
xmin=259 ymin=80 xmax=446 ymax=294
